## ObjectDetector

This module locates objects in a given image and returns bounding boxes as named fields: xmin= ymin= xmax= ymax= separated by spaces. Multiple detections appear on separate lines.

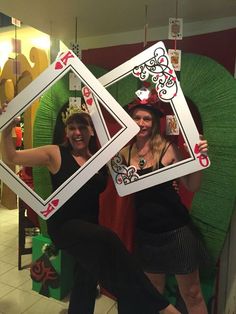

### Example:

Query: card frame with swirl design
xmin=97 ymin=41 xmax=210 ymax=196
xmin=0 ymin=50 xmax=139 ymax=219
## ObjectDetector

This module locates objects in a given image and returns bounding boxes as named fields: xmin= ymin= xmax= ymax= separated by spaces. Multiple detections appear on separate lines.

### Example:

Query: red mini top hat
xmin=127 ymin=83 xmax=164 ymax=118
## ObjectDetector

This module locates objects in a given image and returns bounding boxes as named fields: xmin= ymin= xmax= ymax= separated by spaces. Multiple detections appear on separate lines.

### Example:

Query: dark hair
xmin=52 ymin=103 xmax=99 ymax=154
xmin=127 ymin=103 xmax=164 ymax=120
xmin=65 ymin=112 xmax=91 ymax=127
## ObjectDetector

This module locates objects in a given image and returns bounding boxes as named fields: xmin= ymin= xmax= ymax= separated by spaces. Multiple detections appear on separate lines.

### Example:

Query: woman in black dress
xmin=120 ymin=97 xmax=209 ymax=314
xmin=1 ymin=103 xmax=179 ymax=314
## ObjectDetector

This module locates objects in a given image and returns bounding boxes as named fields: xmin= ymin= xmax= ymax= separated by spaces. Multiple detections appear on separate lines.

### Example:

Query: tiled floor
xmin=0 ymin=205 xmax=118 ymax=314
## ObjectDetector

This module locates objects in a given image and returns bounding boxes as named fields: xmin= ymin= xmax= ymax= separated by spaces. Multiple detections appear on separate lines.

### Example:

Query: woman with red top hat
xmin=120 ymin=88 xmax=209 ymax=314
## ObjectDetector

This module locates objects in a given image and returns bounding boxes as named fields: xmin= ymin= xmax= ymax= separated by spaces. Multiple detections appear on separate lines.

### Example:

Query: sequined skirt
xmin=134 ymin=222 xmax=210 ymax=274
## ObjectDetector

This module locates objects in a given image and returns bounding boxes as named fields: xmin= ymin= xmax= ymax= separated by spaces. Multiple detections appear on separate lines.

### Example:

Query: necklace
xmin=138 ymin=157 xmax=147 ymax=170
xmin=136 ymin=150 xmax=149 ymax=170
xmin=134 ymin=142 xmax=151 ymax=170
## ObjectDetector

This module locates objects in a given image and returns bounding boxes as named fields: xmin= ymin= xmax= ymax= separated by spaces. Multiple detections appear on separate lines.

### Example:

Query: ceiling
xmin=0 ymin=0 xmax=236 ymax=45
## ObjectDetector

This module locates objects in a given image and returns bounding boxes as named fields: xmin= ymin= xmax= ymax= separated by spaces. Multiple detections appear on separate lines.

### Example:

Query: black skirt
xmin=134 ymin=222 xmax=210 ymax=274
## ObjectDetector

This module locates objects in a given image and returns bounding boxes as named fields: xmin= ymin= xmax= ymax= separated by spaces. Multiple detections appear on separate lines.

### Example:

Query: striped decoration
xmin=180 ymin=53 xmax=236 ymax=266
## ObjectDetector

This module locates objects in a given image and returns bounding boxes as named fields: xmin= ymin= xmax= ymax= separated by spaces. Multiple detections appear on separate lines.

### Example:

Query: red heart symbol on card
xmin=55 ymin=62 xmax=63 ymax=70
xmin=86 ymin=98 xmax=93 ymax=106
xmin=51 ymin=199 xmax=59 ymax=207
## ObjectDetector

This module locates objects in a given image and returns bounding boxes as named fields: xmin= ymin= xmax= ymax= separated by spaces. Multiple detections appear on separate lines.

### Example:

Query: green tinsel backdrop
xmin=180 ymin=53 xmax=236 ymax=266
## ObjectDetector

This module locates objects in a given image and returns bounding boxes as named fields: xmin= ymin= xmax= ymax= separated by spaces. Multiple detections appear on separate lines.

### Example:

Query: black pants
xmin=48 ymin=219 xmax=169 ymax=314
xmin=68 ymin=262 xmax=97 ymax=314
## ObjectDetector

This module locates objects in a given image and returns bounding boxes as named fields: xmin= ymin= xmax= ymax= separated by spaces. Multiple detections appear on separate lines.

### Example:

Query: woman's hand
xmin=180 ymin=135 xmax=208 ymax=192
xmin=3 ymin=117 xmax=21 ymax=136
xmin=0 ymin=102 xmax=8 ymax=114
xmin=198 ymin=135 xmax=208 ymax=154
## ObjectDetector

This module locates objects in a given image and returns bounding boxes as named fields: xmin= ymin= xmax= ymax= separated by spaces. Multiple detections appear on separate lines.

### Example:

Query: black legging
xmin=48 ymin=219 xmax=169 ymax=314
xmin=68 ymin=262 xmax=97 ymax=314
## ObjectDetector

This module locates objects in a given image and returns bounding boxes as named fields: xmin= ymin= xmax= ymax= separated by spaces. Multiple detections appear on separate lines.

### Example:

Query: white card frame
xmin=97 ymin=41 xmax=210 ymax=196
xmin=0 ymin=51 xmax=139 ymax=219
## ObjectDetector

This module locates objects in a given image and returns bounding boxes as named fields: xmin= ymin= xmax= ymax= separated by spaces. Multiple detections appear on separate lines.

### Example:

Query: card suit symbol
xmin=86 ymin=98 xmax=93 ymax=106
xmin=55 ymin=61 xmax=63 ymax=70
xmin=83 ymin=87 xmax=91 ymax=97
xmin=133 ymin=72 xmax=138 ymax=77
xmin=51 ymin=199 xmax=59 ymax=207
xmin=30 ymin=253 xmax=60 ymax=297
xmin=194 ymin=144 xmax=200 ymax=154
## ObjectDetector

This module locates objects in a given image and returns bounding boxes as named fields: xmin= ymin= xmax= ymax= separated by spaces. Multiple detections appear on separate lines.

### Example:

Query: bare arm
xmin=162 ymin=138 xmax=208 ymax=192
xmin=182 ymin=138 xmax=208 ymax=191
xmin=1 ymin=119 xmax=60 ymax=173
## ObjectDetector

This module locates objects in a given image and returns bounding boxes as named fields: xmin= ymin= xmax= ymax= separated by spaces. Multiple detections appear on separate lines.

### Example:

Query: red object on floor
xmin=18 ymin=167 xmax=39 ymax=227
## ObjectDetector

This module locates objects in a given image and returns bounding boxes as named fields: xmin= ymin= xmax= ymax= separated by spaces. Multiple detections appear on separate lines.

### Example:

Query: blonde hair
xmin=150 ymin=134 xmax=167 ymax=170
xmin=128 ymin=106 xmax=168 ymax=170
xmin=149 ymin=112 xmax=167 ymax=170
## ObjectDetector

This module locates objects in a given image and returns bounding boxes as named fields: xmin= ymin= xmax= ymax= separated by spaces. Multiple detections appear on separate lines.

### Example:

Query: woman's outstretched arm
xmin=1 ymin=117 xmax=59 ymax=172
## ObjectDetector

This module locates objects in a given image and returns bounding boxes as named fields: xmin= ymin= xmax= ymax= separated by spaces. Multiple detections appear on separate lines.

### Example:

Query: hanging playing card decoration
xmin=168 ymin=18 xmax=183 ymax=40
xmin=70 ymin=42 xmax=81 ymax=58
xmin=166 ymin=115 xmax=179 ymax=135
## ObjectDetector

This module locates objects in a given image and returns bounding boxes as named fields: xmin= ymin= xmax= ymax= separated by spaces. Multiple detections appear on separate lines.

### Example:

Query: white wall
xmin=77 ymin=16 xmax=236 ymax=50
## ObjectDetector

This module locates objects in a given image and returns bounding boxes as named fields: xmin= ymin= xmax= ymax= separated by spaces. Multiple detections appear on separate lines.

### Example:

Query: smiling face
xmin=131 ymin=108 xmax=155 ymax=140
xmin=65 ymin=113 xmax=93 ymax=154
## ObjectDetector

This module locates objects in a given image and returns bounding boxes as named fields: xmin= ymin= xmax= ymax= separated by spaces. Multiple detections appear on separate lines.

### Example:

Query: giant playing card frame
xmin=0 ymin=51 xmax=139 ymax=220
xmin=96 ymin=41 xmax=210 ymax=196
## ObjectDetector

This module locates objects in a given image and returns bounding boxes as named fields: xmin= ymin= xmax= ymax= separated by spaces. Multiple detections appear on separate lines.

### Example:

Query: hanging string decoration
xmin=168 ymin=0 xmax=182 ymax=72
xmin=70 ymin=16 xmax=81 ymax=58
xmin=143 ymin=5 xmax=148 ymax=48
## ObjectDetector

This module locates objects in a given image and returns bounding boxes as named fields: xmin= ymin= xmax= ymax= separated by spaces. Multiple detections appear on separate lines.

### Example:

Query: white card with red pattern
xmin=95 ymin=41 xmax=210 ymax=196
xmin=0 ymin=51 xmax=139 ymax=219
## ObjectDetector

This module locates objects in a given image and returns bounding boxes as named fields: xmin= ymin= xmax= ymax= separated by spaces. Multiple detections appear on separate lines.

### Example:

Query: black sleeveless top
xmin=47 ymin=145 xmax=107 ymax=234
xmin=128 ymin=144 xmax=190 ymax=233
